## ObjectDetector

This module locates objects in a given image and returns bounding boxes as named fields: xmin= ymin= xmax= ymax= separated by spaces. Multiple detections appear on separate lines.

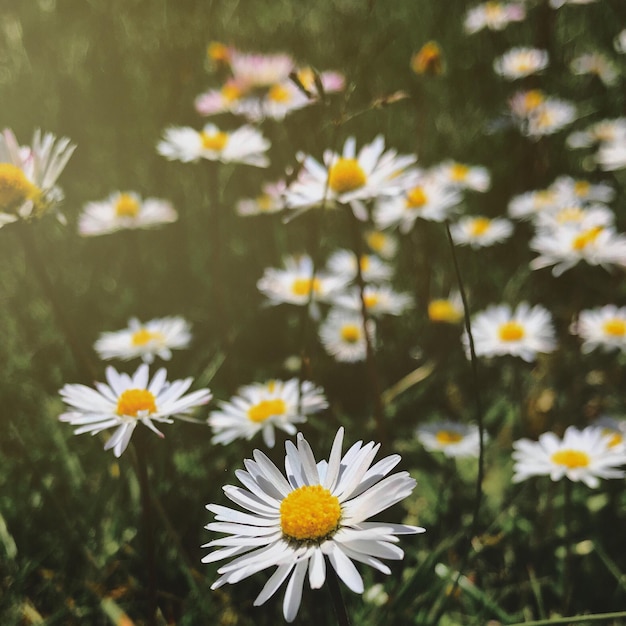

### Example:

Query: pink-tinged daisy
xmin=512 ymin=426 xmax=626 ymax=488
xmin=570 ymin=52 xmax=620 ymax=87
xmin=450 ymin=216 xmax=514 ymax=249
xmin=59 ymin=364 xmax=212 ymax=457
xmin=203 ymin=427 xmax=424 ymax=622
xmin=331 ymin=284 xmax=413 ymax=317
xmin=94 ymin=317 xmax=192 ymax=363
xmin=208 ymin=379 xmax=327 ymax=448
xmin=464 ymin=2 xmax=526 ymax=34
xmin=570 ymin=305 xmax=626 ymax=354
xmin=157 ymin=123 xmax=270 ymax=167
xmin=194 ymin=80 xmax=249 ymax=117
xmin=0 ymin=128 xmax=75 ymax=227
xmin=318 ymin=309 xmax=375 ymax=363
xmin=326 ymin=249 xmax=393 ymax=284
xmin=429 ymin=161 xmax=491 ymax=193
xmin=236 ymin=180 xmax=286 ymax=216
xmin=567 ymin=118 xmax=626 ymax=150
xmin=78 ymin=192 xmax=177 ymax=236
xmin=465 ymin=303 xmax=557 ymax=362
xmin=493 ymin=47 xmax=549 ymax=80
xmin=229 ymin=50 xmax=295 ymax=89
xmin=416 ymin=421 xmax=484 ymax=458
xmin=428 ymin=292 xmax=464 ymax=324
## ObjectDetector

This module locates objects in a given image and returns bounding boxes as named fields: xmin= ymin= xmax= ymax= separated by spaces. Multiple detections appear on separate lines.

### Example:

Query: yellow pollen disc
xmin=116 ymin=388 xmax=157 ymax=417
xmin=340 ymin=324 xmax=361 ymax=343
xmin=601 ymin=429 xmax=623 ymax=447
xmin=115 ymin=194 xmax=141 ymax=218
xmin=469 ymin=217 xmax=491 ymax=237
xmin=247 ymin=398 xmax=287 ymax=423
xmin=200 ymin=130 xmax=229 ymax=152
xmin=450 ymin=163 xmax=469 ymax=182
xmin=280 ymin=485 xmax=341 ymax=541
xmin=602 ymin=318 xmax=626 ymax=337
xmin=498 ymin=321 xmax=525 ymax=342
xmin=411 ymin=42 xmax=443 ymax=75
xmin=556 ymin=207 xmax=583 ymax=224
xmin=359 ymin=255 xmax=370 ymax=272
xmin=0 ymin=163 xmax=38 ymax=213
xmin=513 ymin=58 xmax=533 ymax=73
xmin=131 ymin=328 xmax=165 ymax=346
xmin=574 ymin=181 xmax=590 ymax=197
xmin=534 ymin=191 xmax=554 ymax=208
xmin=428 ymin=299 xmax=462 ymax=323
xmin=292 ymin=277 xmax=321 ymax=297
xmin=550 ymin=449 xmax=590 ymax=469
xmin=405 ymin=186 xmax=428 ymax=209
xmin=221 ymin=83 xmax=243 ymax=102
xmin=268 ymin=84 xmax=291 ymax=103
xmin=366 ymin=231 xmax=387 ymax=253
xmin=207 ymin=41 xmax=230 ymax=63
xmin=256 ymin=194 xmax=273 ymax=212
xmin=524 ymin=90 xmax=544 ymax=111
xmin=328 ymin=158 xmax=367 ymax=194
xmin=364 ymin=293 xmax=379 ymax=308
xmin=297 ymin=67 xmax=315 ymax=90
xmin=435 ymin=430 xmax=463 ymax=445
xmin=572 ymin=226 xmax=602 ymax=251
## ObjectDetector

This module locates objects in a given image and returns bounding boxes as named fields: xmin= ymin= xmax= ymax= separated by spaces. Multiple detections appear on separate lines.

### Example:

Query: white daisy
xmin=236 ymin=180 xmax=286 ymax=216
xmin=208 ymin=379 xmax=327 ymax=448
xmin=615 ymin=29 xmax=626 ymax=54
xmin=0 ymin=128 xmax=75 ymax=227
xmin=508 ymin=189 xmax=560 ymax=221
xmin=59 ymin=364 xmax=212 ymax=457
xmin=512 ymin=426 xmax=626 ymax=488
xmin=364 ymin=229 xmax=399 ymax=259
xmin=78 ymin=192 xmax=177 ymax=236
xmin=465 ymin=303 xmax=557 ymax=362
xmin=331 ymin=284 xmax=413 ymax=317
xmin=570 ymin=305 xmax=626 ymax=354
xmin=595 ymin=132 xmax=626 ymax=171
xmin=429 ymin=161 xmax=491 ymax=193
xmin=157 ymin=123 xmax=270 ymax=167
xmin=450 ymin=216 xmax=514 ymax=249
xmin=94 ymin=317 xmax=192 ymax=363
xmin=326 ymin=249 xmax=393 ymax=284
xmin=550 ymin=0 xmax=598 ymax=7
xmin=318 ymin=309 xmax=375 ymax=363
xmin=428 ymin=292 xmax=464 ymax=324
xmin=229 ymin=50 xmax=295 ymax=89
xmin=534 ymin=203 xmax=614 ymax=232
xmin=493 ymin=47 xmax=549 ymax=80
xmin=509 ymin=91 xmax=577 ymax=137
xmin=203 ymin=427 xmax=424 ymax=623
xmin=566 ymin=118 xmax=626 ymax=150
xmin=549 ymin=176 xmax=615 ymax=205
xmin=464 ymin=2 xmax=526 ymax=34
xmin=570 ymin=52 xmax=620 ymax=86
xmin=416 ymin=421 xmax=484 ymax=458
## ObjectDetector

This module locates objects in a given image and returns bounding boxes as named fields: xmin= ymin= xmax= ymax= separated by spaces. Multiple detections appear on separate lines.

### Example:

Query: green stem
xmin=326 ymin=566 xmax=352 ymax=626
xmin=506 ymin=611 xmax=626 ymax=626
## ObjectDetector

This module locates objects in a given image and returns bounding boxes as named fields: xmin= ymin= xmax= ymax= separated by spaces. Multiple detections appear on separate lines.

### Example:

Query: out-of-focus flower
xmin=94 ymin=317 xmax=192 ymax=364
xmin=236 ymin=180 xmax=286 ymax=216
xmin=78 ymin=192 xmax=177 ymax=236
xmin=567 ymin=118 xmax=626 ymax=149
xmin=326 ymin=249 xmax=393 ymax=283
xmin=450 ymin=216 xmax=514 ymax=249
xmin=615 ymin=29 xmax=626 ymax=54
xmin=203 ymin=427 xmax=424 ymax=622
xmin=319 ymin=309 xmax=375 ymax=362
xmin=411 ymin=41 xmax=445 ymax=76
xmin=416 ymin=421 xmax=484 ymax=458
xmin=364 ymin=229 xmax=399 ymax=259
xmin=549 ymin=0 xmax=598 ymax=8
xmin=208 ymin=379 xmax=327 ymax=448
xmin=464 ymin=2 xmax=526 ymax=34
xmin=508 ymin=189 xmax=560 ymax=221
xmin=570 ymin=52 xmax=620 ymax=87
xmin=430 ymin=161 xmax=491 ymax=192
xmin=595 ymin=132 xmax=626 ymax=171
xmin=465 ymin=303 xmax=556 ymax=362
xmin=549 ymin=176 xmax=615 ymax=205
xmin=428 ymin=292 xmax=464 ymax=324
xmin=206 ymin=41 xmax=233 ymax=68
xmin=493 ymin=47 xmax=549 ymax=80
xmin=157 ymin=123 xmax=270 ymax=167
xmin=509 ymin=91 xmax=577 ymax=138
xmin=534 ymin=204 xmax=614 ymax=232
xmin=512 ymin=426 xmax=626 ymax=488
xmin=570 ymin=305 xmax=626 ymax=354
xmin=59 ymin=364 xmax=211 ymax=457
xmin=0 ymin=129 xmax=75 ymax=227
xmin=229 ymin=50 xmax=294 ymax=89
xmin=592 ymin=416 xmax=626 ymax=449
xmin=331 ymin=284 xmax=413 ymax=317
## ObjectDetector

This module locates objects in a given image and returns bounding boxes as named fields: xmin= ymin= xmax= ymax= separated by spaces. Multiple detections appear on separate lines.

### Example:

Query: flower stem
xmin=327 ymin=566 xmax=352 ymax=626
xmin=563 ymin=478 xmax=573 ymax=614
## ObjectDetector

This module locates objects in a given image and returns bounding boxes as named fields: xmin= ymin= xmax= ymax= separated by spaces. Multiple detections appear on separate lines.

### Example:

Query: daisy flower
xmin=508 ymin=189 xmax=560 ymax=221
xmin=78 ymin=192 xmax=177 ymax=236
xmin=429 ymin=161 xmax=491 ymax=193
xmin=284 ymin=136 xmax=417 ymax=217
xmin=549 ymin=176 xmax=615 ymax=205
xmin=364 ymin=229 xmax=398 ymax=260
xmin=59 ymin=364 xmax=212 ymax=457
xmin=450 ymin=216 xmax=514 ymax=249
xmin=416 ymin=421 xmax=484 ymax=458
xmin=566 ymin=118 xmax=626 ymax=150
xmin=512 ymin=426 xmax=626 ymax=487
xmin=509 ymin=91 xmax=577 ymax=137
xmin=493 ymin=47 xmax=549 ymax=80
xmin=94 ymin=317 xmax=192 ymax=363
xmin=0 ymin=128 xmax=75 ymax=227
xmin=464 ymin=2 xmax=526 ymax=34
xmin=319 ymin=309 xmax=375 ymax=362
xmin=550 ymin=0 xmax=598 ymax=7
xmin=194 ymin=80 xmax=249 ymax=117
xmin=595 ymin=132 xmax=626 ymax=171
xmin=615 ymin=29 xmax=626 ymax=54
xmin=534 ymin=204 xmax=614 ymax=232
xmin=331 ymin=284 xmax=413 ymax=317
xmin=157 ymin=123 xmax=270 ymax=167
xmin=570 ymin=52 xmax=619 ymax=87
xmin=229 ymin=50 xmax=294 ymax=88
xmin=428 ymin=292 xmax=464 ymax=324
xmin=326 ymin=249 xmax=393 ymax=283
xmin=570 ymin=305 xmax=626 ymax=354
xmin=236 ymin=180 xmax=286 ymax=216
xmin=592 ymin=416 xmax=626 ymax=449
xmin=208 ymin=379 xmax=327 ymax=448
xmin=465 ymin=303 xmax=557 ymax=362
xmin=203 ymin=427 xmax=424 ymax=622
xmin=410 ymin=41 xmax=445 ymax=76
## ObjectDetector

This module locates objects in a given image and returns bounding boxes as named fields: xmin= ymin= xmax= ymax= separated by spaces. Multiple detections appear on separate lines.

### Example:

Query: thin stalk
xmin=506 ymin=611 xmax=626 ymax=626
xmin=327 ymin=566 xmax=352 ymax=626
xmin=562 ymin=479 xmax=573 ymax=615
xmin=206 ymin=162 xmax=226 ymax=342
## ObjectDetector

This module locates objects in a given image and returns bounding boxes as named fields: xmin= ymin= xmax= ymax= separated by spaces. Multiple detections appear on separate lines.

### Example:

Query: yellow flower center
xmin=601 ymin=428 xmax=623 ymax=447
xmin=207 ymin=41 xmax=230 ymax=63
xmin=524 ymin=90 xmax=545 ymax=112
xmin=359 ymin=255 xmax=370 ymax=272
xmin=485 ymin=2 xmax=504 ymax=19
xmin=247 ymin=398 xmax=287 ymax=423
xmin=131 ymin=328 xmax=165 ymax=346
xmin=328 ymin=158 xmax=367 ymax=194
xmin=572 ymin=226 xmax=602 ymax=251
xmin=340 ymin=324 xmax=361 ymax=343
xmin=435 ymin=430 xmax=463 ymax=445
xmin=366 ymin=231 xmax=387 ymax=253
xmin=221 ymin=83 xmax=243 ymax=102
xmin=115 ymin=194 xmax=141 ymax=218
xmin=498 ymin=321 xmax=525 ymax=342
xmin=602 ymin=318 xmax=626 ymax=337
xmin=428 ymin=299 xmax=462 ymax=323
xmin=292 ymin=277 xmax=321 ymax=297
xmin=550 ymin=449 xmax=590 ymax=469
xmin=556 ymin=207 xmax=584 ymax=224
xmin=256 ymin=194 xmax=274 ymax=212
xmin=405 ymin=186 xmax=428 ymax=209
xmin=116 ymin=388 xmax=157 ymax=417
xmin=280 ymin=485 xmax=341 ymax=542
xmin=0 ymin=163 xmax=38 ymax=213
xmin=364 ymin=293 xmax=379 ymax=309
xmin=268 ymin=84 xmax=291 ymax=103
xmin=450 ymin=163 xmax=469 ymax=182
xmin=513 ymin=57 xmax=533 ymax=73
xmin=296 ymin=67 xmax=316 ymax=91
xmin=536 ymin=109 xmax=554 ymax=129
xmin=200 ymin=130 xmax=229 ymax=152
xmin=469 ymin=217 xmax=491 ymax=237
xmin=411 ymin=41 xmax=443 ymax=75
xmin=574 ymin=181 xmax=590 ymax=197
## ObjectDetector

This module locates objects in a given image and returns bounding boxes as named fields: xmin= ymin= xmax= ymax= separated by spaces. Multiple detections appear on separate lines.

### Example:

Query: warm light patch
xmin=572 ymin=226 xmax=602 ymax=251
xmin=359 ymin=255 xmax=370 ymax=272
xmin=280 ymin=485 xmax=341 ymax=541
xmin=411 ymin=41 xmax=443 ymax=75
xmin=533 ymin=191 xmax=555 ymax=209
xmin=256 ymin=194 xmax=274 ymax=212
xmin=574 ymin=181 xmax=590 ymax=197
xmin=328 ymin=158 xmax=367 ymax=194
xmin=512 ymin=56 xmax=534 ymax=74
xmin=450 ymin=163 xmax=469 ymax=182
xmin=0 ymin=163 xmax=38 ymax=213
xmin=268 ymin=84 xmax=291 ymax=103
xmin=247 ymin=398 xmax=287 ymax=423
xmin=405 ymin=186 xmax=428 ymax=209
xmin=435 ymin=430 xmax=463 ymax=445
xmin=469 ymin=217 xmax=491 ymax=237
xmin=602 ymin=318 xmax=626 ymax=337
xmin=201 ymin=130 xmax=229 ymax=152
xmin=221 ymin=82 xmax=243 ymax=102
xmin=498 ymin=321 xmax=525 ymax=342
xmin=296 ymin=67 xmax=315 ymax=91
xmin=291 ymin=277 xmax=321 ymax=297
xmin=551 ymin=449 xmax=590 ymax=469
xmin=485 ymin=1 xmax=504 ymax=20
xmin=366 ymin=231 xmax=387 ymax=253
xmin=131 ymin=328 xmax=165 ymax=346
xmin=523 ymin=90 xmax=545 ymax=112
xmin=116 ymin=388 xmax=157 ymax=417
xmin=340 ymin=324 xmax=361 ymax=343
xmin=428 ymin=299 xmax=462 ymax=323
xmin=364 ymin=293 xmax=380 ymax=309
xmin=556 ymin=207 xmax=583 ymax=224
xmin=115 ymin=194 xmax=141 ymax=218
xmin=207 ymin=41 xmax=230 ymax=64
